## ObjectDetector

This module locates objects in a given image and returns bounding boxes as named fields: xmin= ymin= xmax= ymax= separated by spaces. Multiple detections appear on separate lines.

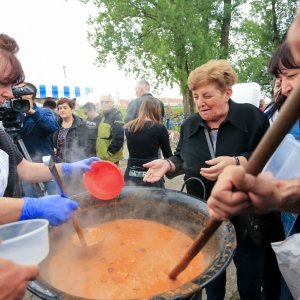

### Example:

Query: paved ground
xmin=24 ymin=142 xmax=239 ymax=299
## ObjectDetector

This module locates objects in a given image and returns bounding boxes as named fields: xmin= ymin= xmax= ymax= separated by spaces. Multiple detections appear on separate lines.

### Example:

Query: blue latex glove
xmin=61 ymin=157 xmax=100 ymax=176
xmin=20 ymin=195 xmax=79 ymax=226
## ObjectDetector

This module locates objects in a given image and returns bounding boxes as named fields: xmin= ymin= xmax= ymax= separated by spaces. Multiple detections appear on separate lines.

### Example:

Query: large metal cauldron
xmin=28 ymin=186 xmax=236 ymax=300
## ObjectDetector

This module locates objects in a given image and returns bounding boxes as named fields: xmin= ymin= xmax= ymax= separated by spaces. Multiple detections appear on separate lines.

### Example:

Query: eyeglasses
xmin=100 ymin=101 xmax=112 ymax=104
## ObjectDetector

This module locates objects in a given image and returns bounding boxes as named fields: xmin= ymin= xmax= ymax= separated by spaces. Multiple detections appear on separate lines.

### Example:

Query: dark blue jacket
xmin=20 ymin=104 xmax=58 ymax=162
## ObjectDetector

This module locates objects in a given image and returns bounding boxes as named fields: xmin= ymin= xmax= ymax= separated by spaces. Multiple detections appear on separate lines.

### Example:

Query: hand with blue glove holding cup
xmin=0 ymin=156 xmax=100 ymax=226
xmin=61 ymin=157 xmax=100 ymax=176
xmin=29 ymin=156 xmax=100 ymax=225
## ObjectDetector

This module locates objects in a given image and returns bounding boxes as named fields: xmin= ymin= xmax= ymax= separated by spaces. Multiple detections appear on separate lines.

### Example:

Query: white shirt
xmin=0 ymin=149 xmax=9 ymax=196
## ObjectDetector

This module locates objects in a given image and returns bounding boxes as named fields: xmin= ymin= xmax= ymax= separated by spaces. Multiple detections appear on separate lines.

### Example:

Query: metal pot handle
xmin=180 ymin=177 xmax=206 ymax=200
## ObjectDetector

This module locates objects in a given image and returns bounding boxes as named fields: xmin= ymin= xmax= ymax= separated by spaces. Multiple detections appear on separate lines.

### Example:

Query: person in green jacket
xmin=96 ymin=94 xmax=124 ymax=164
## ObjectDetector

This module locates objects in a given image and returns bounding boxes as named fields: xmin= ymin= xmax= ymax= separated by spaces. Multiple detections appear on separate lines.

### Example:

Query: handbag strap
xmin=204 ymin=128 xmax=216 ymax=159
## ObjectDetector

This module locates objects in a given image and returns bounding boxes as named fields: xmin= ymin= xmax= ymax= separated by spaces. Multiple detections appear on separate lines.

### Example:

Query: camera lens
xmin=12 ymin=99 xmax=30 ymax=112
xmin=13 ymin=100 xmax=22 ymax=111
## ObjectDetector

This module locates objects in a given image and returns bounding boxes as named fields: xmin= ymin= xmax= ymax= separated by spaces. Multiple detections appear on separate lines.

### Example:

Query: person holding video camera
xmin=19 ymin=82 xmax=58 ymax=163
xmin=0 ymin=33 xmax=100 ymax=299
xmin=17 ymin=81 xmax=59 ymax=196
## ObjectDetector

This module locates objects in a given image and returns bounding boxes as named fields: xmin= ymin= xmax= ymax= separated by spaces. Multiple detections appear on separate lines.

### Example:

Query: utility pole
xmin=63 ymin=65 xmax=67 ymax=79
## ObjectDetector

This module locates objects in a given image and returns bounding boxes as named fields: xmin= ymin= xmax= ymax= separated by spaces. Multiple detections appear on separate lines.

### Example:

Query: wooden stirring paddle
xmin=169 ymin=84 xmax=300 ymax=280
xmin=43 ymin=155 xmax=87 ymax=247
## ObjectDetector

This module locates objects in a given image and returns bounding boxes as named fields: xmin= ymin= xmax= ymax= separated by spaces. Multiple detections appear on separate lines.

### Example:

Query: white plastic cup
xmin=263 ymin=134 xmax=300 ymax=179
xmin=0 ymin=219 xmax=49 ymax=265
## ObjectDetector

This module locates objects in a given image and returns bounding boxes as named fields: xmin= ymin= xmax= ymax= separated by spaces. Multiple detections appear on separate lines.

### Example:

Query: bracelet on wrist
xmin=234 ymin=156 xmax=240 ymax=165
xmin=165 ymin=159 xmax=173 ymax=172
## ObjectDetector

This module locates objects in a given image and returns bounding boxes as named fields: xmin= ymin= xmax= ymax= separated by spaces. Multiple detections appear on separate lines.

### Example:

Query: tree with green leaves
xmin=82 ymin=0 xmax=246 ymax=114
xmin=232 ymin=0 xmax=297 ymax=95
xmin=82 ymin=0 xmax=296 ymax=112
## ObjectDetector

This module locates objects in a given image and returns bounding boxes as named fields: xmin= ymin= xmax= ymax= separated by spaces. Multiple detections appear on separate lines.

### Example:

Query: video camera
xmin=0 ymin=85 xmax=32 ymax=131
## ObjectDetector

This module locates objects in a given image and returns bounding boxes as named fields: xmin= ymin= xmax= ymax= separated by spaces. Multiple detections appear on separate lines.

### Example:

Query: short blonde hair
xmin=188 ymin=60 xmax=237 ymax=93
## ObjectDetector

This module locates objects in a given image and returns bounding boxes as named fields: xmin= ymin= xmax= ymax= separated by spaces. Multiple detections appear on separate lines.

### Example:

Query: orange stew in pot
xmin=41 ymin=219 xmax=208 ymax=299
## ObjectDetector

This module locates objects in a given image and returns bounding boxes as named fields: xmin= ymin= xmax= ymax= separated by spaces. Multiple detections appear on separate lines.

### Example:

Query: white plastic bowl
xmin=263 ymin=134 xmax=300 ymax=179
xmin=0 ymin=219 xmax=49 ymax=265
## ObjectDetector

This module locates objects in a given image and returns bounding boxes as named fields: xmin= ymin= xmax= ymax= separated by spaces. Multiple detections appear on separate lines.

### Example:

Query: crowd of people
xmin=0 ymin=7 xmax=300 ymax=300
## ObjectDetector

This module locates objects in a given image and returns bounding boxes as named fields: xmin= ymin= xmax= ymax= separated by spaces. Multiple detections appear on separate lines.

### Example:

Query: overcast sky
xmin=1 ymin=0 xmax=181 ymax=100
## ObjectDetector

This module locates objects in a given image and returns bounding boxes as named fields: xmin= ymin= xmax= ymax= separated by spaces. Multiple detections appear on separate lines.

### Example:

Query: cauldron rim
xmin=28 ymin=187 xmax=236 ymax=300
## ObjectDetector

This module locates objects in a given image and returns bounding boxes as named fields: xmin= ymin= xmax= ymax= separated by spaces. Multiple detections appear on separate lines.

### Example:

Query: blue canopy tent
xmin=36 ymin=84 xmax=93 ymax=99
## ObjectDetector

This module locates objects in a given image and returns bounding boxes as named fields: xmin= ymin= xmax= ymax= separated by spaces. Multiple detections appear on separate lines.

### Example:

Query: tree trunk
xmin=220 ymin=0 xmax=232 ymax=58
xmin=271 ymin=0 xmax=280 ymax=44
xmin=182 ymin=88 xmax=194 ymax=116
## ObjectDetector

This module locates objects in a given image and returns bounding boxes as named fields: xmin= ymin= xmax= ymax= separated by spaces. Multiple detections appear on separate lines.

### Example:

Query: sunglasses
xmin=100 ymin=101 xmax=112 ymax=104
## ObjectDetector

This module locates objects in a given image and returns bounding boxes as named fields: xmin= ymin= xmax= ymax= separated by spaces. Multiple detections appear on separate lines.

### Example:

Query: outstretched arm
xmin=0 ymin=195 xmax=78 ymax=226
xmin=17 ymin=157 xmax=99 ymax=182
xmin=143 ymin=159 xmax=174 ymax=183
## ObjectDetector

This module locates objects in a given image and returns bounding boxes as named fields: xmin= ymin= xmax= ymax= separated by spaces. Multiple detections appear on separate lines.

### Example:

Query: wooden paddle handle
xmin=169 ymin=218 xmax=222 ymax=279
xmin=72 ymin=216 xmax=87 ymax=247
xmin=50 ymin=164 xmax=88 ymax=247
xmin=169 ymin=84 xmax=300 ymax=280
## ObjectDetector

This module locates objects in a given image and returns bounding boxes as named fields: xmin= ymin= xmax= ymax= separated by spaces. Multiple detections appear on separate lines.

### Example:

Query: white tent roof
xmin=231 ymin=82 xmax=261 ymax=107
xmin=75 ymin=91 xmax=103 ymax=105
xmin=34 ymin=83 xmax=93 ymax=99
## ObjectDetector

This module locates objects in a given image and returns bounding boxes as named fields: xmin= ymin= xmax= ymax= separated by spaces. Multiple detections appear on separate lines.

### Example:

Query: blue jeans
xmin=205 ymin=244 xmax=264 ymax=300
